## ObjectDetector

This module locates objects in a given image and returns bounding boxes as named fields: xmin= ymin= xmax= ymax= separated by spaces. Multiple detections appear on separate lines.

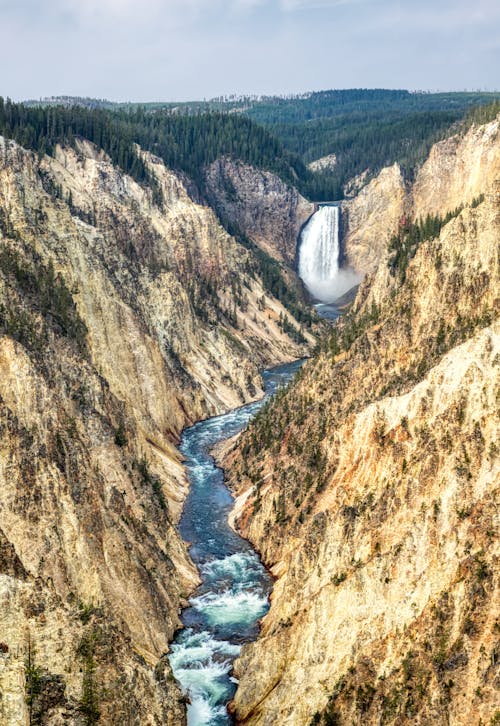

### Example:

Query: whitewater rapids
xmin=169 ymin=361 xmax=304 ymax=726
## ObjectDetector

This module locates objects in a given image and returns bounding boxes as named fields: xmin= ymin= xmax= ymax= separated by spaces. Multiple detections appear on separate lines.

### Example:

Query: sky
xmin=1 ymin=0 xmax=499 ymax=101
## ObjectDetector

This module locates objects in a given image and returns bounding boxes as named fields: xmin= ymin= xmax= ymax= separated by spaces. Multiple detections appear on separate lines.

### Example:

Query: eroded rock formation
xmin=341 ymin=116 xmax=500 ymax=277
xmin=205 ymin=157 xmax=314 ymax=264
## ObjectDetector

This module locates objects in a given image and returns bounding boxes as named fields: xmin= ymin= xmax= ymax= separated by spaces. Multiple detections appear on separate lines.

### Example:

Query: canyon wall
xmin=223 ymin=118 xmax=500 ymax=725
xmin=340 ymin=163 xmax=406 ymax=274
xmin=0 ymin=137 xmax=315 ymax=724
xmin=341 ymin=116 xmax=500 ymax=276
xmin=205 ymin=157 xmax=314 ymax=264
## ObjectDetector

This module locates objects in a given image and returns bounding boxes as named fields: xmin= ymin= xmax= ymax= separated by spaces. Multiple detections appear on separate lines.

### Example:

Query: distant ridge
xmin=14 ymin=90 xmax=500 ymax=201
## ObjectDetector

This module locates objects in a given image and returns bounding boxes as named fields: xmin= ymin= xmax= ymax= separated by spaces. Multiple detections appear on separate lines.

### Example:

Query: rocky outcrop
xmin=222 ymin=122 xmax=500 ymax=725
xmin=308 ymin=155 xmax=337 ymax=173
xmin=205 ymin=157 xmax=314 ymax=264
xmin=340 ymin=163 xmax=406 ymax=274
xmin=412 ymin=117 xmax=500 ymax=218
xmin=342 ymin=168 xmax=370 ymax=199
xmin=0 ymin=334 xmax=193 ymax=725
xmin=230 ymin=323 xmax=499 ymax=726
xmin=0 ymin=136 xmax=315 ymax=724
xmin=341 ymin=114 xmax=500 ymax=277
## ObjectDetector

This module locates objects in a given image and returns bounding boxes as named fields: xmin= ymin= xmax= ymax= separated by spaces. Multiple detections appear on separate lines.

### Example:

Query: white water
xmin=200 ymin=552 xmax=264 ymax=584
xmin=170 ymin=629 xmax=241 ymax=724
xmin=190 ymin=589 xmax=269 ymax=627
xmin=298 ymin=205 xmax=360 ymax=303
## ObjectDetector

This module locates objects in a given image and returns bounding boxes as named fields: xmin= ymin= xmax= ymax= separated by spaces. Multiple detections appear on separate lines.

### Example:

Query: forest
xmin=246 ymin=90 xmax=500 ymax=199
xmin=3 ymin=90 xmax=500 ymax=203
xmin=0 ymin=98 xmax=306 ymax=199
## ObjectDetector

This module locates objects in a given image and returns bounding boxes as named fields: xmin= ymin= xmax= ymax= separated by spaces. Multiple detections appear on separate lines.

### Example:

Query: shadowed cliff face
xmin=0 ymin=137 xmax=316 ymax=724
xmin=205 ymin=157 xmax=315 ymax=265
xmin=222 ymin=119 xmax=500 ymax=726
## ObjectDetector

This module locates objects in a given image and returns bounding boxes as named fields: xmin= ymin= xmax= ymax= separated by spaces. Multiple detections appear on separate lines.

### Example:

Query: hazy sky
xmin=1 ymin=0 xmax=499 ymax=101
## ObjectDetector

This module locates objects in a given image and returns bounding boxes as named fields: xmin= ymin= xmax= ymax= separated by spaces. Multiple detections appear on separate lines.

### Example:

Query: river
xmin=169 ymin=359 xmax=305 ymax=725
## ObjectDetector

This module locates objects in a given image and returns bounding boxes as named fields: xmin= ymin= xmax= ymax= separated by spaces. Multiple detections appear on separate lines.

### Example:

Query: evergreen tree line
xmin=388 ymin=206 xmax=469 ymax=282
xmin=461 ymin=100 xmax=500 ymax=128
xmin=246 ymin=90 xmax=500 ymax=200
xmin=0 ymin=98 xmax=307 ymax=200
xmin=276 ymin=110 xmax=462 ymax=199
xmin=245 ymin=89 xmax=500 ymax=127
xmin=1 ymin=92 xmax=499 ymax=204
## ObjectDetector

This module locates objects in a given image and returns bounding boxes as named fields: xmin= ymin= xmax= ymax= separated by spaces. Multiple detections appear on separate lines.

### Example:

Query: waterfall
xmin=298 ymin=205 xmax=359 ymax=303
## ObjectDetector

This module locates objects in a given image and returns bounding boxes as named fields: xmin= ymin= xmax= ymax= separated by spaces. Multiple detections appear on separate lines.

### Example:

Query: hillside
xmin=0 ymin=99 xmax=308 ymax=199
xmin=254 ymin=92 xmax=500 ymax=200
xmin=1 ymin=98 xmax=498 ymax=726
xmin=221 ymin=114 xmax=500 ymax=725
xmin=21 ymin=91 xmax=500 ymax=201
xmin=0 ymin=128 xmax=316 ymax=724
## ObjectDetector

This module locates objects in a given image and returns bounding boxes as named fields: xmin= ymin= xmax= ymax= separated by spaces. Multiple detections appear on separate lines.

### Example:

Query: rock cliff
xmin=0 ymin=136 xmax=315 ymax=724
xmin=223 ymin=119 xmax=500 ymax=725
xmin=307 ymin=155 xmax=337 ymax=174
xmin=341 ymin=115 xmax=500 ymax=277
xmin=205 ymin=157 xmax=314 ymax=264
xmin=340 ymin=164 xmax=406 ymax=275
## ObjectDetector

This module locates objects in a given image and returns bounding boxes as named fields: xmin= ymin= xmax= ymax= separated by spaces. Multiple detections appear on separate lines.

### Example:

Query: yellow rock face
xmin=341 ymin=115 xmax=500 ymax=278
xmin=341 ymin=163 xmax=406 ymax=275
xmin=223 ymin=122 xmax=500 ymax=725
xmin=0 ymin=137 xmax=314 ymax=723
xmin=412 ymin=117 xmax=500 ymax=218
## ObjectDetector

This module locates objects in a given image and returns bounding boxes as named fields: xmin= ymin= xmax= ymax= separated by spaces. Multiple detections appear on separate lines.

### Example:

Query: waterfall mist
xmin=298 ymin=206 xmax=361 ymax=303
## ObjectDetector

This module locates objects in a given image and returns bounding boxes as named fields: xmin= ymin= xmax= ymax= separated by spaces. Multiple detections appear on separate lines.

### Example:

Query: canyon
xmin=0 ymin=135 xmax=314 ymax=724
xmin=0 ymin=107 xmax=498 ymax=726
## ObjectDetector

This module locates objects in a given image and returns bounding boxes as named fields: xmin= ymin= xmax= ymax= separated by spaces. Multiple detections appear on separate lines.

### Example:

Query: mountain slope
xmin=0 ymin=134 xmax=315 ymax=724
xmin=341 ymin=113 xmax=500 ymax=276
xmin=222 ymin=117 xmax=500 ymax=726
xmin=205 ymin=156 xmax=314 ymax=265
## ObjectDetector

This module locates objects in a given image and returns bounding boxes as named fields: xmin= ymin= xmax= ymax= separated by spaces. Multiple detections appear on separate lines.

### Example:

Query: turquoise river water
xmin=169 ymin=360 xmax=304 ymax=725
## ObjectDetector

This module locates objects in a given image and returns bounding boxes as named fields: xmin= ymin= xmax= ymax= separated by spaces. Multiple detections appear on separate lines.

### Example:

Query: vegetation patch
xmin=134 ymin=457 xmax=168 ymax=512
xmin=0 ymin=244 xmax=88 ymax=356
xmin=25 ymin=636 xmax=67 ymax=725
xmin=77 ymin=630 xmax=101 ymax=725
xmin=388 ymin=208 xmax=464 ymax=282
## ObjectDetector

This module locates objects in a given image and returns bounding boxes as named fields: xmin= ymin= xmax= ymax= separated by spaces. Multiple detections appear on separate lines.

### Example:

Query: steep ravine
xmin=1 ymin=112 xmax=498 ymax=726
xmin=222 ymin=119 xmax=500 ymax=725
xmin=169 ymin=361 xmax=304 ymax=725
xmin=0 ymin=136 xmax=316 ymax=724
